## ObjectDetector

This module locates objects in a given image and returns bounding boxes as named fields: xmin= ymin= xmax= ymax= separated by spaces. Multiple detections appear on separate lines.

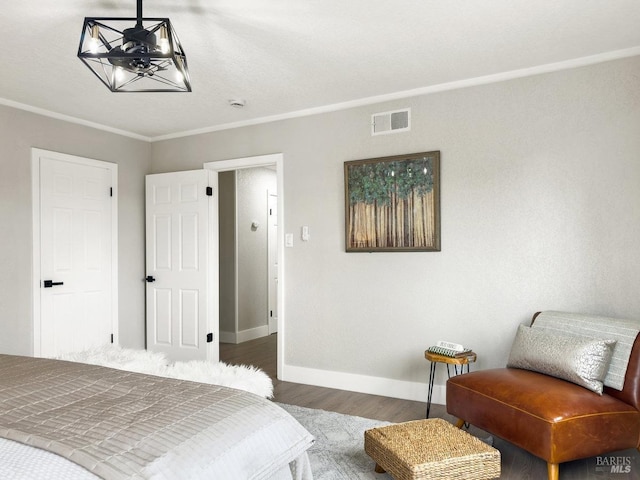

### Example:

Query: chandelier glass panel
xmin=78 ymin=0 xmax=191 ymax=92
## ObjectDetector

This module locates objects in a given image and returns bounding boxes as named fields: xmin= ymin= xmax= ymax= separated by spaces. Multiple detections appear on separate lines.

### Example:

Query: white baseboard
xmin=220 ymin=325 xmax=270 ymax=345
xmin=281 ymin=364 xmax=447 ymax=406
xmin=238 ymin=325 xmax=270 ymax=343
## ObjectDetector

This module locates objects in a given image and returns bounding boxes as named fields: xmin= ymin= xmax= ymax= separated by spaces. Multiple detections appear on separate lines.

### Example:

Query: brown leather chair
xmin=446 ymin=313 xmax=640 ymax=480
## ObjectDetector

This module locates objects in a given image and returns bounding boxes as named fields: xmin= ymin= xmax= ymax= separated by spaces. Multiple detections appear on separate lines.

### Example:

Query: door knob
xmin=145 ymin=276 xmax=156 ymax=282
xmin=43 ymin=280 xmax=64 ymax=288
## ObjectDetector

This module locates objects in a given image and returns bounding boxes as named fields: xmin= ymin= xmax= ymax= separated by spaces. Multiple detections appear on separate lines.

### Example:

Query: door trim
xmin=204 ymin=154 xmax=284 ymax=379
xmin=31 ymin=148 xmax=118 ymax=357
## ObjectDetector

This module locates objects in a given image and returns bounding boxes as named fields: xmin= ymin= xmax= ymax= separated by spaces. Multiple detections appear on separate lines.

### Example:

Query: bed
xmin=0 ymin=354 xmax=315 ymax=479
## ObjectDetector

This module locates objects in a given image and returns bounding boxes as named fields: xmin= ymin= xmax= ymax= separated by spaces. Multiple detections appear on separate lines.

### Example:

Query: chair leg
xmin=455 ymin=418 xmax=465 ymax=429
xmin=547 ymin=462 xmax=559 ymax=480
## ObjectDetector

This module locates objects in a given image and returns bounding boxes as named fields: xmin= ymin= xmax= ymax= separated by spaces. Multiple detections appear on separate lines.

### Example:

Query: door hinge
xmin=270 ymin=310 xmax=273 ymax=318
xmin=206 ymin=333 xmax=213 ymax=343
xmin=110 ymin=187 xmax=113 ymax=197
xmin=110 ymin=334 xmax=114 ymax=344
xmin=206 ymin=186 xmax=213 ymax=196
xmin=269 ymin=208 xmax=272 ymax=215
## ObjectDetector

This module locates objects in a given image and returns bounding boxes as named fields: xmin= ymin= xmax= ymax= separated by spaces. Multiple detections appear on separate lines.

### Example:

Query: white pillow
xmin=507 ymin=325 xmax=616 ymax=394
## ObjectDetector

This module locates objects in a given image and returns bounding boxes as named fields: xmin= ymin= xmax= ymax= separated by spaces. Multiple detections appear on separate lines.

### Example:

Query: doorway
xmin=204 ymin=154 xmax=284 ymax=379
xmin=218 ymin=167 xmax=276 ymax=343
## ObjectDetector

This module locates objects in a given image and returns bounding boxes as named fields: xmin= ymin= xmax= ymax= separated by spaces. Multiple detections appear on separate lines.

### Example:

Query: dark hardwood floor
xmin=220 ymin=334 xmax=640 ymax=480
xmin=220 ymin=333 xmax=431 ymax=422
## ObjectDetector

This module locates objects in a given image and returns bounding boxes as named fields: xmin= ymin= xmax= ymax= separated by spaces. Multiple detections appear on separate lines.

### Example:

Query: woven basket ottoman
xmin=364 ymin=418 xmax=500 ymax=480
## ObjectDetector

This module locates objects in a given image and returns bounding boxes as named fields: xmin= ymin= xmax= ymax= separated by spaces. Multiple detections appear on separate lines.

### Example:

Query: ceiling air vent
xmin=371 ymin=108 xmax=410 ymax=136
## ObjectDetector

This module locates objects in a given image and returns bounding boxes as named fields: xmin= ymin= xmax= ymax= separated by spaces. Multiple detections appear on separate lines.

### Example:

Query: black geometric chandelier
xmin=77 ymin=0 xmax=191 ymax=92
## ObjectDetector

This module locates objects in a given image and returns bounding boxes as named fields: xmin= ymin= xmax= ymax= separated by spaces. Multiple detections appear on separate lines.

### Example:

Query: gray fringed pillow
xmin=507 ymin=325 xmax=616 ymax=394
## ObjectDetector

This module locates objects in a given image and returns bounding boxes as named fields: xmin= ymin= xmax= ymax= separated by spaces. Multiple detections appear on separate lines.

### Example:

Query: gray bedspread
xmin=0 ymin=354 xmax=314 ymax=479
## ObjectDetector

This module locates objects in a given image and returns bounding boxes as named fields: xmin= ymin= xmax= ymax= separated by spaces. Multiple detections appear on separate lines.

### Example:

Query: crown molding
xmin=3 ymin=46 xmax=639 ymax=143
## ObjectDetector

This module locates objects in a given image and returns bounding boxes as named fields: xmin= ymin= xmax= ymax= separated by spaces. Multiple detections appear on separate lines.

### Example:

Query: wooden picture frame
xmin=344 ymin=151 xmax=440 ymax=252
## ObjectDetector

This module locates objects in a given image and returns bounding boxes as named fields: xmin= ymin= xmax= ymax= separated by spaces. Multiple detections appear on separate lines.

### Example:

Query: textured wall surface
xmin=0 ymin=55 xmax=615 ymax=398
xmin=151 ymin=56 xmax=640 ymax=398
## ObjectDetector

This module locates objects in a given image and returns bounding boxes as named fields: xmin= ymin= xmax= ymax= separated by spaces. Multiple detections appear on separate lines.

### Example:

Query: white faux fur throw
xmin=57 ymin=345 xmax=273 ymax=398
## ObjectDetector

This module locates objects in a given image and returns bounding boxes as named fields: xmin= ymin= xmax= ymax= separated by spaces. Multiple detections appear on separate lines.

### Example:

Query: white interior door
xmin=204 ymin=153 xmax=284 ymax=379
xmin=145 ymin=170 xmax=218 ymax=362
xmin=268 ymin=191 xmax=278 ymax=334
xmin=34 ymin=150 xmax=117 ymax=358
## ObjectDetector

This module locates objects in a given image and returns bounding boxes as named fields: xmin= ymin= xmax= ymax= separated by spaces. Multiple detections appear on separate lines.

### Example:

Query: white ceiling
xmin=2 ymin=1 xmax=640 ymax=141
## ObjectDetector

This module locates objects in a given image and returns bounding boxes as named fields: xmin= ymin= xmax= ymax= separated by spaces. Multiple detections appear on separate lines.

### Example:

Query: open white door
xmin=145 ymin=170 xmax=218 ymax=362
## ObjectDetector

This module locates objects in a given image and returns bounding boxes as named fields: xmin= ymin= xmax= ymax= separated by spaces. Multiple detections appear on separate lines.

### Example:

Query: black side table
xmin=424 ymin=350 xmax=477 ymax=418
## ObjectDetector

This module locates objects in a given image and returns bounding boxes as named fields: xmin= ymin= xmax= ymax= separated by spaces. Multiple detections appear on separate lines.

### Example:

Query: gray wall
xmin=151 ymin=56 xmax=640 ymax=395
xmin=236 ymin=167 xmax=277 ymax=333
xmin=0 ymin=104 xmax=150 ymax=355
xmin=219 ymin=171 xmax=236 ymax=335
xmin=3 ymin=54 xmax=637 ymax=400
xmin=219 ymin=167 xmax=277 ymax=342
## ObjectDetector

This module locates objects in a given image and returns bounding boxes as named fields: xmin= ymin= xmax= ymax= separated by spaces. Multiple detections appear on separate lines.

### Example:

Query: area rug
xmin=278 ymin=403 xmax=392 ymax=480
xmin=278 ymin=403 xmax=640 ymax=480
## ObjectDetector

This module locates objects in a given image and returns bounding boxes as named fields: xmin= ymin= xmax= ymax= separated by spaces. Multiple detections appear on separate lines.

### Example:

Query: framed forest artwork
xmin=344 ymin=151 xmax=440 ymax=252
